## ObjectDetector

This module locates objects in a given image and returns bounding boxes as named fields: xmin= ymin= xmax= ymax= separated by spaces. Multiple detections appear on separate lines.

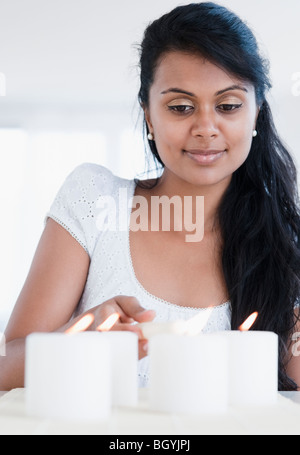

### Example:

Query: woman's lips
xmin=184 ymin=149 xmax=226 ymax=164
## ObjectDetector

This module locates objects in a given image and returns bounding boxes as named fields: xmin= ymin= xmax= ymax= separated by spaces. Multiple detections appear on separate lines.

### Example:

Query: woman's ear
xmin=143 ymin=106 xmax=153 ymax=133
xmin=253 ymin=105 xmax=261 ymax=130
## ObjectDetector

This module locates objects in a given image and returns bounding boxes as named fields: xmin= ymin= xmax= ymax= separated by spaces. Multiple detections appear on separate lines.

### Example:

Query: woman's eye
xmin=217 ymin=103 xmax=243 ymax=112
xmin=168 ymin=105 xmax=194 ymax=114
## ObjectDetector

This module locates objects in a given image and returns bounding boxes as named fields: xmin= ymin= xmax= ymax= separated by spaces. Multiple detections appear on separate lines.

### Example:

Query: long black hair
xmin=137 ymin=2 xmax=300 ymax=390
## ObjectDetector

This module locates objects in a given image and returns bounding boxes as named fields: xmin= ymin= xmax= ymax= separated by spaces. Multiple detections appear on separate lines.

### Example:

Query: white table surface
xmin=0 ymin=389 xmax=300 ymax=435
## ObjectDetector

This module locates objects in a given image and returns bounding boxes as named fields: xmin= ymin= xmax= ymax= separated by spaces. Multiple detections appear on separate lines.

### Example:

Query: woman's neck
xmin=150 ymin=168 xmax=232 ymax=234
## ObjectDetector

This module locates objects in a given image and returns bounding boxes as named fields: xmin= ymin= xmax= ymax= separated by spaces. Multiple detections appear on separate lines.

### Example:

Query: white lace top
xmin=46 ymin=163 xmax=232 ymax=387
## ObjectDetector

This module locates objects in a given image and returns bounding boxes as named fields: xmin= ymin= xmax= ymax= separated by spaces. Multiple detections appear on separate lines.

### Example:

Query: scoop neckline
xmin=125 ymin=180 xmax=231 ymax=313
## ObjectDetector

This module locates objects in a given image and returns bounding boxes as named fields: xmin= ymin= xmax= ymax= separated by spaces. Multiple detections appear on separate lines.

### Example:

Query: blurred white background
xmin=0 ymin=0 xmax=299 ymax=329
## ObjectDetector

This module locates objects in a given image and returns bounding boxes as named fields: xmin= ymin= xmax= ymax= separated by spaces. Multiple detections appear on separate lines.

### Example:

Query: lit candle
xmin=221 ymin=313 xmax=278 ymax=407
xmin=98 ymin=331 xmax=138 ymax=408
xmin=138 ymin=321 xmax=187 ymax=339
xmin=96 ymin=313 xmax=139 ymax=408
xmin=149 ymin=333 xmax=229 ymax=415
xmin=138 ymin=308 xmax=213 ymax=339
xmin=25 ymin=332 xmax=111 ymax=421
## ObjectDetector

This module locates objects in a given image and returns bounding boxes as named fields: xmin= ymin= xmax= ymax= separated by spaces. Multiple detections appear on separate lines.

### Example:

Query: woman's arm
xmin=0 ymin=218 xmax=90 ymax=390
xmin=1 ymin=218 xmax=155 ymax=391
xmin=5 ymin=218 xmax=91 ymax=340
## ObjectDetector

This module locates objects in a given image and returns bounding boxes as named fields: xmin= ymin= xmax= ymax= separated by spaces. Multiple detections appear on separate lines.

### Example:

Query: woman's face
xmin=145 ymin=51 xmax=259 ymax=188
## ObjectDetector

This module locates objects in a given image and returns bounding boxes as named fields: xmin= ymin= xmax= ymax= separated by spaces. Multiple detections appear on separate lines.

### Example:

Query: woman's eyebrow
xmin=215 ymin=85 xmax=248 ymax=96
xmin=160 ymin=88 xmax=196 ymax=97
xmin=160 ymin=85 xmax=248 ymax=97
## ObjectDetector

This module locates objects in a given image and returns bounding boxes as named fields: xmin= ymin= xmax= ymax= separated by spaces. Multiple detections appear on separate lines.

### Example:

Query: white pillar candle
xmin=149 ymin=333 xmax=229 ymax=415
xmin=99 ymin=332 xmax=138 ymax=407
xmin=222 ymin=331 xmax=278 ymax=407
xmin=138 ymin=309 xmax=213 ymax=339
xmin=25 ymin=332 xmax=111 ymax=421
xmin=138 ymin=321 xmax=187 ymax=339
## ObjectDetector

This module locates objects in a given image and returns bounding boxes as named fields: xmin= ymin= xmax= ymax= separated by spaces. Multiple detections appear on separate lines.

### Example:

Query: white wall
xmin=0 ymin=0 xmax=299 ymax=329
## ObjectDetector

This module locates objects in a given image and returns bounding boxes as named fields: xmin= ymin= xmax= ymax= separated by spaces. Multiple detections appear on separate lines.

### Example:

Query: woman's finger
xmin=113 ymin=296 xmax=156 ymax=322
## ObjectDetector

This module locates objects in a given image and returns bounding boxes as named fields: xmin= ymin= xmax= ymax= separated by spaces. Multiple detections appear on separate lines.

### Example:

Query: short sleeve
xmin=45 ymin=163 xmax=115 ymax=257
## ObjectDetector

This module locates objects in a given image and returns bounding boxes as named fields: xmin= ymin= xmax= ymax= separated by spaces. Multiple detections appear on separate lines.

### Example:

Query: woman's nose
xmin=191 ymin=109 xmax=219 ymax=139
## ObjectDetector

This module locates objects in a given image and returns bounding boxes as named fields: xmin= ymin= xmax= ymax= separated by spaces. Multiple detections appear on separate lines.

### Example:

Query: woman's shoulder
xmin=47 ymin=163 xmax=134 ymax=256
xmin=63 ymin=162 xmax=135 ymax=197
xmin=68 ymin=162 xmax=119 ymax=185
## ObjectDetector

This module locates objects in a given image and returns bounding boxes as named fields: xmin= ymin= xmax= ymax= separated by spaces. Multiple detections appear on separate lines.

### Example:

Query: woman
xmin=1 ymin=2 xmax=300 ymax=391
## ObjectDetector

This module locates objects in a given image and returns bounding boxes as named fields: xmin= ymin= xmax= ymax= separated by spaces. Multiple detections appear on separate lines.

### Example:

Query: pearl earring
xmin=147 ymin=133 xmax=154 ymax=141
xmin=253 ymin=130 xmax=258 ymax=138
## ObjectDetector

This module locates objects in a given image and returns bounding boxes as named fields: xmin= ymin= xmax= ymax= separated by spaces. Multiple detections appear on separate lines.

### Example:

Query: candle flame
xmin=97 ymin=313 xmax=120 ymax=332
xmin=239 ymin=312 xmax=258 ymax=332
xmin=65 ymin=314 xmax=95 ymax=334
xmin=185 ymin=307 xmax=213 ymax=336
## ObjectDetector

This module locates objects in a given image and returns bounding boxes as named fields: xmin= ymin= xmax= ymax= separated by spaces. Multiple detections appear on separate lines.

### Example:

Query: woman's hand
xmin=60 ymin=296 xmax=156 ymax=359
